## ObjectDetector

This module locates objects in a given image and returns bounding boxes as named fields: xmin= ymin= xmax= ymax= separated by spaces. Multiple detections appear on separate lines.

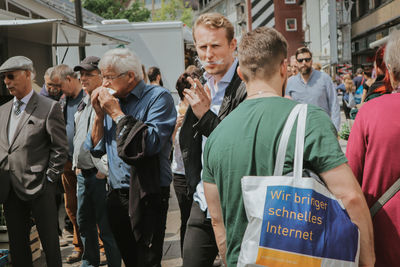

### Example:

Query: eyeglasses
xmin=297 ymin=58 xmax=312 ymax=63
xmin=102 ymin=72 xmax=127 ymax=81
xmin=1 ymin=73 xmax=15 ymax=80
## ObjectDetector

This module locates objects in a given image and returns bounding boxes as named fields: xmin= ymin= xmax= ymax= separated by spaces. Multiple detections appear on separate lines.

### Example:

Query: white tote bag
xmin=238 ymin=104 xmax=360 ymax=267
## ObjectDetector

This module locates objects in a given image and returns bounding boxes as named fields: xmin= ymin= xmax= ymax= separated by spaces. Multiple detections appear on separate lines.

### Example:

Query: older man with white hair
xmin=0 ymin=56 xmax=68 ymax=267
xmin=87 ymin=48 xmax=176 ymax=267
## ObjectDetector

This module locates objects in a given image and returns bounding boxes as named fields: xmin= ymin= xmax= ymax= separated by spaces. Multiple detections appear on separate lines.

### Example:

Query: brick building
xmin=273 ymin=0 xmax=304 ymax=57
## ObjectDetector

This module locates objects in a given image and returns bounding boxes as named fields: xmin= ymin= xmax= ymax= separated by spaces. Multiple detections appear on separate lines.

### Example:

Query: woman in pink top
xmin=346 ymin=32 xmax=400 ymax=267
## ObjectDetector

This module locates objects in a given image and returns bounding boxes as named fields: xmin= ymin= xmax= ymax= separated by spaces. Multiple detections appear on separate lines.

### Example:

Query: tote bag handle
xmin=273 ymin=104 xmax=308 ymax=180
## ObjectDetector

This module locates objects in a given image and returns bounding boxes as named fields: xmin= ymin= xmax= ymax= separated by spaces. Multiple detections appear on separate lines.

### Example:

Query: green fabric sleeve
xmin=303 ymin=105 xmax=348 ymax=173
xmin=202 ymin=138 xmax=216 ymax=184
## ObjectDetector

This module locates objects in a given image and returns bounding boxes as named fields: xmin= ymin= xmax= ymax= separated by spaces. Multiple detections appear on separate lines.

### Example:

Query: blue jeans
xmin=77 ymin=171 xmax=121 ymax=267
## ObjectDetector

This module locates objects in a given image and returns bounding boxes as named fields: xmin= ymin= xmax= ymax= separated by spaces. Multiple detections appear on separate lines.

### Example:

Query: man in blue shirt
xmin=73 ymin=56 xmax=120 ymax=267
xmin=88 ymin=48 xmax=176 ymax=266
xmin=285 ymin=47 xmax=341 ymax=131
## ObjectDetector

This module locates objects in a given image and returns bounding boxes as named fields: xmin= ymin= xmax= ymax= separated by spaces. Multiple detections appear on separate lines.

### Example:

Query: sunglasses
xmin=297 ymin=58 xmax=312 ymax=63
xmin=1 ymin=73 xmax=16 ymax=80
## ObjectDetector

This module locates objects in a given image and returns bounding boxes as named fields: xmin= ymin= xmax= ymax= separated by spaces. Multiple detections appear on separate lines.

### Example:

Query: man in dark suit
xmin=0 ymin=56 xmax=68 ymax=267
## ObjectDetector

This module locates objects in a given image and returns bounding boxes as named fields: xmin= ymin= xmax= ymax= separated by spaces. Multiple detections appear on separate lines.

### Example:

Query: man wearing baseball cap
xmin=72 ymin=56 xmax=121 ymax=267
xmin=0 ymin=56 xmax=68 ymax=266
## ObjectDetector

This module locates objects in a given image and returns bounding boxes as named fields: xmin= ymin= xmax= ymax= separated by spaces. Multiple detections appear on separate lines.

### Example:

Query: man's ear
xmin=237 ymin=66 xmax=245 ymax=81
xmin=127 ymin=71 xmax=136 ymax=83
xmin=230 ymin=38 xmax=237 ymax=51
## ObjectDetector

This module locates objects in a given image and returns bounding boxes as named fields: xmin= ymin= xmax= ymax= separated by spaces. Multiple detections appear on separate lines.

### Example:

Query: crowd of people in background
xmin=0 ymin=11 xmax=399 ymax=267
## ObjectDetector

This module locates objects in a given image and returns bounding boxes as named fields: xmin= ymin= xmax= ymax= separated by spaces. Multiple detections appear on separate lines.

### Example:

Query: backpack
xmin=354 ymin=77 xmax=364 ymax=104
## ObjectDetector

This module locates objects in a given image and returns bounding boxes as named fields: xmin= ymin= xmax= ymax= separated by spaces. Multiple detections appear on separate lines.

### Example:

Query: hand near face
xmin=183 ymin=77 xmax=211 ymax=120
xmin=91 ymin=87 xmax=105 ymax=118
xmin=97 ymin=87 xmax=124 ymax=119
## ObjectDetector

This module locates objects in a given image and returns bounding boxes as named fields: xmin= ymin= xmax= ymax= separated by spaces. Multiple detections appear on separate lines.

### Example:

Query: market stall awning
xmin=0 ymin=19 xmax=129 ymax=47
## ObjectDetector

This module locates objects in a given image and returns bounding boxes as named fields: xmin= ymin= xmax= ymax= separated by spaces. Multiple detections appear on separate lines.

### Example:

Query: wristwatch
xmin=114 ymin=114 xmax=126 ymax=124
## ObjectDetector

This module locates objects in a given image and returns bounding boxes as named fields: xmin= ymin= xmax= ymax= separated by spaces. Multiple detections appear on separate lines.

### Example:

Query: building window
xmin=286 ymin=18 xmax=297 ymax=31
xmin=358 ymin=0 xmax=369 ymax=17
xmin=285 ymin=0 xmax=296 ymax=3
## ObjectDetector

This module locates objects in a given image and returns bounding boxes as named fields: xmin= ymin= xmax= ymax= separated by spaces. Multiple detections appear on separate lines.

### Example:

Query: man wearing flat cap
xmin=73 ymin=56 xmax=121 ymax=267
xmin=0 ymin=56 xmax=68 ymax=267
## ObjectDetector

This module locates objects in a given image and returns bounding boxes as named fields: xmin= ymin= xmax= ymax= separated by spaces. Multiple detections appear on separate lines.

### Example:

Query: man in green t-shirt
xmin=202 ymin=27 xmax=375 ymax=267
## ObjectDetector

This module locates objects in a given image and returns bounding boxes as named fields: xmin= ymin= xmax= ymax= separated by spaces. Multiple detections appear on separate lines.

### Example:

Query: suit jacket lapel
xmin=0 ymin=101 xmax=12 ymax=149
xmin=218 ymin=64 xmax=239 ymax=118
xmin=9 ymin=92 xmax=38 ymax=148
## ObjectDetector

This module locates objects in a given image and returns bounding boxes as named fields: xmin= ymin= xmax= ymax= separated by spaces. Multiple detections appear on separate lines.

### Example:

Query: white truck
xmin=58 ymin=20 xmax=187 ymax=102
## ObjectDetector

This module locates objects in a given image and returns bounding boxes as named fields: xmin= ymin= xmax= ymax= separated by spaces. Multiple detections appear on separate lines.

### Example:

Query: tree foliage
xmin=83 ymin=0 xmax=150 ymax=22
xmin=153 ymin=0 xmax=193 ymax=27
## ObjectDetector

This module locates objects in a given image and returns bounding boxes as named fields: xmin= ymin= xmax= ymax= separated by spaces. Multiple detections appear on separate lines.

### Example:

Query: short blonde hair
xmin=238 ymin=27 xmax=287 ymax=82
xmin=193 ymin=13 xmax=234 ymax=43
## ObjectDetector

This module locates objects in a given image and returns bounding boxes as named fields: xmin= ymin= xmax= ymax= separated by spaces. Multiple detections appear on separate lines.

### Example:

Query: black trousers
xmin=182 ymin=201 xmax=218 ymax=267
xmin=106 ymin=186 xmax=170 ymax=267
xmin=4 ymin=181 xmax=61 ymax=267
xmin=173 ymin=173 xmax=193 ymax=254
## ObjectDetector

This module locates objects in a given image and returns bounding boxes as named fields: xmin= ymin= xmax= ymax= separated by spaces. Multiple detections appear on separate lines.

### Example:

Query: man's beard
xmin=300 ymin=66 xmax=311 ymax=75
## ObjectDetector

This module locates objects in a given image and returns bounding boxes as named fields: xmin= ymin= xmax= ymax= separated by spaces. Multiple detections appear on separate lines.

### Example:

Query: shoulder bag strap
xmin=293 ymin=104 xmax=308 ymax=179
xmin=370 ymin=178 xmax=400 ymax=217
xmin=274 ymin=104 xmax=305 ymax=176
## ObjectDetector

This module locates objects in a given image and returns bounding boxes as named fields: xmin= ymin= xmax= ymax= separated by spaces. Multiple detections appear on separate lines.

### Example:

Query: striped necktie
xmin=14 ymin=100 xmax=23 ymax=116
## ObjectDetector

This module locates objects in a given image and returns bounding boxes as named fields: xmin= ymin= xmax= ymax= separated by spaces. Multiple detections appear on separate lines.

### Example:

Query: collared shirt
xmin=9 ymin=89 xmax=53 ymax=182
xmin=14 ymin=89 xmax=34 ymax=113
xmin=194 ymin=58 xmax=238 ymax=213
xmin=87 ymin=80 xmax=176 ymax=189
xmin=286 ymin=69 xmax=341 ymax=131
xmin=8 ymin=89 xmax=34 ymax=142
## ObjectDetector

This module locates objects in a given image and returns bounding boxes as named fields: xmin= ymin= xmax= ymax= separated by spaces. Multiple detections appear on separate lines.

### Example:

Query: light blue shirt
xmin=194 ymin=58 xmax=238 ymax=215
xmin=87 ymin=81 xmax=176 ymax=189
xmin=286 ymin=69 xmax=340 ymax=131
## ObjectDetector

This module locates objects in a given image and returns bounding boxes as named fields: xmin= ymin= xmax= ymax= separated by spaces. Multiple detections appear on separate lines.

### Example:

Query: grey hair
xmin=29 ymin=69 xmax=36 ymax=81
xmin=99 ymin=48 xmax=143 ymax=81
xmin=385 ymin=30 xmax=400 ymax=81
xmin=44 ymin=66 xmax=54 ymax=77
xmin=51 ymin=64 xmax=78 ymax=80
